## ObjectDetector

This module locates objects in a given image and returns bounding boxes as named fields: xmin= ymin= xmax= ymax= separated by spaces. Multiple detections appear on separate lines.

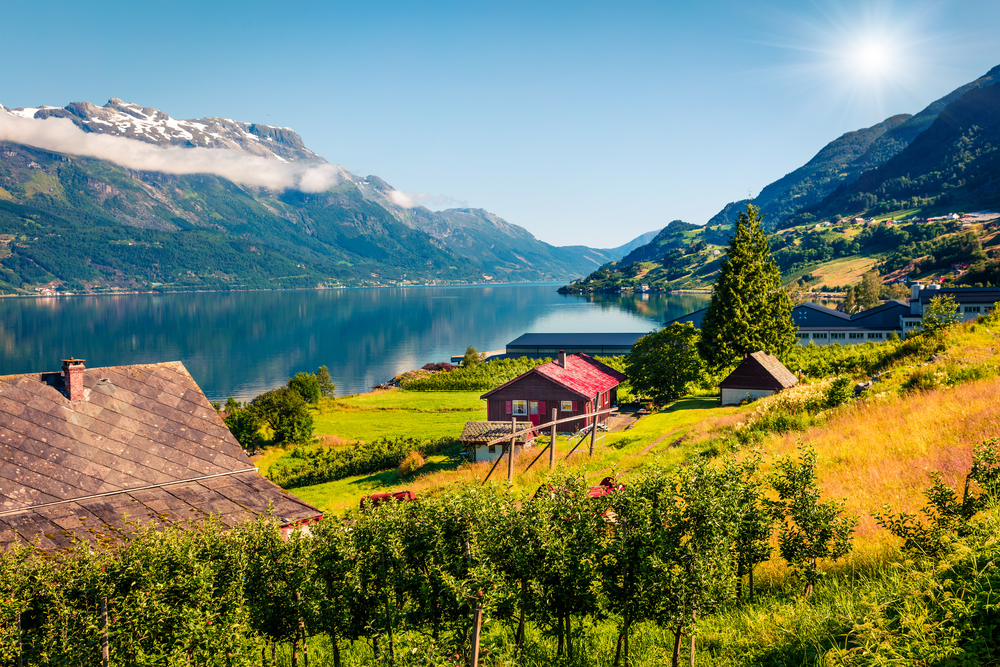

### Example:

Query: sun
xmin=852 ymin=41 xmax=893 ymax=79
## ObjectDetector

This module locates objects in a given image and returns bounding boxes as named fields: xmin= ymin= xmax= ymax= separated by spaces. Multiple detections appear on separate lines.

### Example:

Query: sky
xmin=1 ymin=0 xmax=998 ymax=247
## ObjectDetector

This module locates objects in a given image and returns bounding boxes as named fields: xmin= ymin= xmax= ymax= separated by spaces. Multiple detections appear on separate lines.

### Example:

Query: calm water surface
xmin=0 ymin=285 xmax=708 ymax=402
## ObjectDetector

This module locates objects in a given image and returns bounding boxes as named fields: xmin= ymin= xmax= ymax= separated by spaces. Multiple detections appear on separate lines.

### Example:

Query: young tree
xmin=625 ymin=322 xmax=704 ymax=405
xmin=316 ymin=365 xmax=336 ymax=398
xmin=462 ymin=346 xmax=482 ymax=367
xmin=249 ymin=386 xmax=314 ymax=444
xmin=721 ymin=454 xmax=773 ymax=606
xmin=223 ymin=401 xmax=263 ymax=451
xmin=288 ymin=372 xmax=322 ymax=404
xmin=858 ymin=269 xmax=882 ymax=311
xmin=698 ymin=203 xmax=797 ymax=371
xmin=844 ymin=285 xmax=858 ymax=314
xmin=921 ymin=294 xmax=961 ymax=335
xmin=769 ymin=445 xmax=856 ymax=597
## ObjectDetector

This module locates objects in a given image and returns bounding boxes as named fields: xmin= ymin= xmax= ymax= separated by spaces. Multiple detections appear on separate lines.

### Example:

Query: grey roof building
xmin=0 ymin=359 xmax=321 ymax=552
xmin=505 ymin=333 xmax=646 ymax=358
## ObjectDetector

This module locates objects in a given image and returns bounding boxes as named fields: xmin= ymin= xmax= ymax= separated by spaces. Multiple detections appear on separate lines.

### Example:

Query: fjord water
xmin=0 ymin=285 xmax=709 ymax=402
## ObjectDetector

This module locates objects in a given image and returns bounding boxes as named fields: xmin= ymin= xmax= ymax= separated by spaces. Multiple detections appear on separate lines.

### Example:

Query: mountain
xmin=806 ymin=82 xmax=1000 ymax=219
xmin=561 ymin=65 xmax=1000 ymax=295
xmin=707 ymin=65 xmax=1000 ymax=231
xmin=0 ymin=99 xmax=633 ymax=293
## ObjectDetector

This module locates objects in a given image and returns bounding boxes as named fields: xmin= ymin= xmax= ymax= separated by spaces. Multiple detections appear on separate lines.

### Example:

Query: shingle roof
xmin=719 ymin=351 xmax=798 ymax=391
xmin=459 ymin=421 xmax=536 ymax=444
xmin=481 ymin=354 xmax=626 ymax=400
xmin=0 ymin=362 xmax=320 ymax=551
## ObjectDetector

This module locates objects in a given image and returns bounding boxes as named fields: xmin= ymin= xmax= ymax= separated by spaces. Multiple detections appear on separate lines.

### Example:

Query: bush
xmin=824 ymin=376 xmax=854 ymax=408
xmin=398 ymin=451 xmax=426 ymax=476
xmin=288 ymin=372 xmax=321 ymax=404
xmin=902 ymin=366 xmax=943 ymax=393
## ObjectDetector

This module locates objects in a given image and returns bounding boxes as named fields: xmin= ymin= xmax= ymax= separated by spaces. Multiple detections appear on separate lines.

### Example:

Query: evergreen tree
xmin=316 ymin=365 xmax=336 ymax=398
xmin=698 ymin=203 xmax=796 ymax=370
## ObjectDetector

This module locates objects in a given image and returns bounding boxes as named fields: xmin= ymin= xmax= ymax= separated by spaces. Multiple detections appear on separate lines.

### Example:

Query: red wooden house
xmin=481 ymin=352 xmax=625 ymax=433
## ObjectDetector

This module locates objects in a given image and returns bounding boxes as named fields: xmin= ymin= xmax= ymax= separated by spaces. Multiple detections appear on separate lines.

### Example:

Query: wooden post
xmin=101 ymin=595 xmax=109 ymax=667
xmin=549 ymin=408 xmax=557 ymax=471
xmin=589 ymin=393 xmax=598 ymax=456
xmin=507 ymin=418 xmax=516 ymax=483
xmin=470 ymin=606 xmax=483 ymax=667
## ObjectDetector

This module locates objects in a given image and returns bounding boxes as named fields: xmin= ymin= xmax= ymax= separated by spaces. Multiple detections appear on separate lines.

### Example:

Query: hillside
xmin=706 ymin=64 xmax=999 ymax=233
xmin=564 ymin=66 xmax=1000 ymax=296
xmin=801 ymin=82 xmax=1000 ymax=222
xmin=0 ymin=99 xmax=643 ymax=293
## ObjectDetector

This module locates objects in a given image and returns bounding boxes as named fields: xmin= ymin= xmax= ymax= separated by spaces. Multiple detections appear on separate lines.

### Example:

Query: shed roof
xmin=719 ymin=351 xmax=798 ymax=392
xmin=459 ymin=421 xmax=536 ymax=444
xmin=481 ymin=353 xmax=626 ymax=400
xmin=0 ymin=361 xmax=320 ymax=551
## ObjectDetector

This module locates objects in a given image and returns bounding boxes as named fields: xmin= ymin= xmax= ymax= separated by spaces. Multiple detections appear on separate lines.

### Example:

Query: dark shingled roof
xmin=459 ymin=421 xmax=537 ymax=445
xmin=719 ymin=351 xmax=798 ymax=392
xmin=0 ymin=361 xmax=320 ymax=551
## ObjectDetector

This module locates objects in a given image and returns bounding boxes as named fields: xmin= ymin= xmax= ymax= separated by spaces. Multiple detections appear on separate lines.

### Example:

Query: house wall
xmin=485 ymin=374 xmax=613 ymax=433
xmin=472 ymin=442 xmax=530 ymax=463
xmin=721 ymin=388 xmax=776 ymax=406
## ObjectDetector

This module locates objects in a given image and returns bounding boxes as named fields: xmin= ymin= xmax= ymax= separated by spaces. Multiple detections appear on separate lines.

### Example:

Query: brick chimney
xmin=558 ymin=350 xmax=567 ymax=368
xmin=61 ymin=358 xmax=86 ymax=401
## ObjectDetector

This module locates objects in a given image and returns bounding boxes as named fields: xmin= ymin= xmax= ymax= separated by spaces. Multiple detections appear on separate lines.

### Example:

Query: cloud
xmin=388 ymin=190 xmax=467 ymax=210
xmin=0 ymin=110 xmax=345 ymax=193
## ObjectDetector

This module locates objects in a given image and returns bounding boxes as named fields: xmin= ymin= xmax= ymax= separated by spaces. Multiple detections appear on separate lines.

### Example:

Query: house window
xmin=849 ymin=332 xmax=864 ymax=339
xmin=798 ymin=333 xmax=810 ymax=339
xmin=488 ymin=444 xmax=496 ymax=453
xmin=965 ymin=306 xmax=981 ymax=313
xmin=512 ymin=400 xmax=527 ymax=416
xmin=560 ymin=401 xmax=573 ymax=412
xmin=813 ymin=333 xmax=828 ymax=339
xmin=868 ymin=332 xmax=883 ymax=339
xmin=831 ymin=333 xmax=845 ymax=339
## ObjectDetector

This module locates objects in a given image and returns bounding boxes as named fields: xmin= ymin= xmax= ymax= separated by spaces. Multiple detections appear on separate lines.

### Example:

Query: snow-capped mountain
xmin=4 ymin=98 xmax=318 ymax=162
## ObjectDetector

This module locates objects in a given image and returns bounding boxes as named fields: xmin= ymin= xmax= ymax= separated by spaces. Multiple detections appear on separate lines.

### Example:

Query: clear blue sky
xmin=2 ymin=0 xmax=998 ymax=247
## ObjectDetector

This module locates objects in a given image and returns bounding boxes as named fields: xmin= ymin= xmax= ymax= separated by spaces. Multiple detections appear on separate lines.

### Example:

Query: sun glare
xmin=852 ymin=41 xmax=892 ymax=78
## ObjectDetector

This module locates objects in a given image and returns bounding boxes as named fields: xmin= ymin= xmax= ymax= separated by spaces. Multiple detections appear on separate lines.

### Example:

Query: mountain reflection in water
xmin=0 ymin=285 xmax=709 ymax=402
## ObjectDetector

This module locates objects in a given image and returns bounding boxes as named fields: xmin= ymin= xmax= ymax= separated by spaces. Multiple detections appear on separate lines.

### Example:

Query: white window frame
xmin=512 ymin=400 xmax=527 ymax=416
xmin=560 ymin=400 xmax=573 ymax=412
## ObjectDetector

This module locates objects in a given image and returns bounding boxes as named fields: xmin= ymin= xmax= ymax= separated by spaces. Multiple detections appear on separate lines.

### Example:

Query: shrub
xmin=902 ymin=367 xmax=943 ymax=393
xmin=824 ymin=376 xmax=854 ymax=408
xmin=398 ymin=451 xmax=426 ymax=476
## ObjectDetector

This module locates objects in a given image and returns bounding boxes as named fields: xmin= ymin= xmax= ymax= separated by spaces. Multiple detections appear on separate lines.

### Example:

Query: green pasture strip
xmin=310 ymin=390 xmax=486 ymax=441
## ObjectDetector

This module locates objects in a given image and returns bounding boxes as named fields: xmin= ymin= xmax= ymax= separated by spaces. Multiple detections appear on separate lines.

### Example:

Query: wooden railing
xmin=480 ymin=393 xmax=614 ymax=484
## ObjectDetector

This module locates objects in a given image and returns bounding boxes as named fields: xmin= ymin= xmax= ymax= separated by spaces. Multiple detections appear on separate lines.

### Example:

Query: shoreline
xmin=0 ymin=280 xmax=570 ymax=299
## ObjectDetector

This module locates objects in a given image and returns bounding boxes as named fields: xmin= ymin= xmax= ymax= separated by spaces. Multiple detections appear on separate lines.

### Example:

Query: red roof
xmin=482 ymin=354 xmax=626 ymax=400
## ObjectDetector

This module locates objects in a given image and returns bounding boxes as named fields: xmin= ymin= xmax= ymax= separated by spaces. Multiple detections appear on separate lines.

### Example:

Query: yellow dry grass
xmin=760 ymin=376 xmax=1000 ymax=559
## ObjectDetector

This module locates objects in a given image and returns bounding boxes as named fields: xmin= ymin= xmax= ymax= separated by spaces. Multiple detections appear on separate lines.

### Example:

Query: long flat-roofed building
xmin=505 ymin=333 xmax=646 ymax=358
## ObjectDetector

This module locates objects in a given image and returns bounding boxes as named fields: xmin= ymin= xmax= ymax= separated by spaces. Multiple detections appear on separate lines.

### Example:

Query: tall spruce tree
xmin=698 ymin=203 xmax=796 ymax=370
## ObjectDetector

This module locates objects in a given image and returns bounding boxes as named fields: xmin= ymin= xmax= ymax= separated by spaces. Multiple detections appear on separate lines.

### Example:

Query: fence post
xmin=549 ymin=408 xmax=557 ymax=472
xmin=102 ymin=595 xmax=109 ymax=667
xmin=507 ymin=418 xmax=516 ymax=483
xmin=589 ymin=393 xmax=598 ymax=456
xmin=470 ymin=606 xmax=483 ymax=667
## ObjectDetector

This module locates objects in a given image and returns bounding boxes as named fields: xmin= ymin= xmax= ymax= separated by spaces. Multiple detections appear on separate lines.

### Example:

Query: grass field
xmin=311 ymin=389 xmax=486 ymax=441
xmin=280 ymin=395 xmax=733 ymax=515
xmin=784 ymin=255 xmax=877 ymax=287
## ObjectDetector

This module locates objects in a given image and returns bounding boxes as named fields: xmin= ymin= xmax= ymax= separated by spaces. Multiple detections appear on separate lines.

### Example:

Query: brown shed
xmin=0 ymin=359 xmax=321 ymax=551
xmin=481 ymin=352 xmax=625 ymax=433
xmin=719 ymin=351 xmax=798 ymax=405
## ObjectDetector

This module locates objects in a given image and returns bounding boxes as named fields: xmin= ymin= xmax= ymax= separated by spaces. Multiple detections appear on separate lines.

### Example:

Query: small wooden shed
xmin=719 ymin=351 xmax=798 ymax=406
xmin=459 ymin=421 xmax=537 ymax=463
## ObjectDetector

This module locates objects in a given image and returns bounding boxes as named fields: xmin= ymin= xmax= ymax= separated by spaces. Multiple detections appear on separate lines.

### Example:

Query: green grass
xmin=310 ymin=389 xmax=486 ymax=441
xmin=284 ymin=395 xmax=731 ymax=515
